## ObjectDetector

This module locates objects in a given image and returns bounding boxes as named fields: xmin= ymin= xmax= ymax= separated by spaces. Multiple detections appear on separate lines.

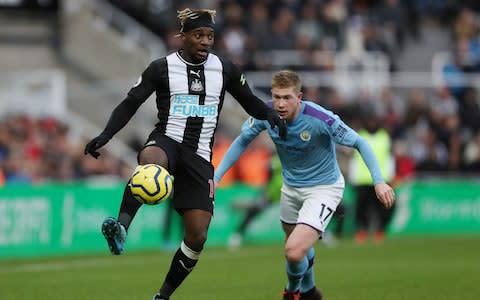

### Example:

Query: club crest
xmin=191 ymin=79 xmax=204 ymax=92
xmin=300 ymin=130 xmax=311 ymax=141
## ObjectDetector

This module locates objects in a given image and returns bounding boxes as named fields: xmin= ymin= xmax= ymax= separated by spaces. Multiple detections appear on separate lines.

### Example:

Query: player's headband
xmin=181 ymin=12 xmax=215 ymax=32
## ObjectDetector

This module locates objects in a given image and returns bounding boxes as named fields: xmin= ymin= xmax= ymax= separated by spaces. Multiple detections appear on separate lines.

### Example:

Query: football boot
xmin=282 ymin=289 xmax=300 ymax=300
xmin=301 ymin=287 xmax=323 ymax=300
xmin=101 ymin=217 xmax=126 ymax=255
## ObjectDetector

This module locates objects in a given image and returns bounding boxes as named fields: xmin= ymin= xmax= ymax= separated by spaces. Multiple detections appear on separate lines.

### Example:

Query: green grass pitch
xmin=1 ymin=235 xmax=479 ymax=299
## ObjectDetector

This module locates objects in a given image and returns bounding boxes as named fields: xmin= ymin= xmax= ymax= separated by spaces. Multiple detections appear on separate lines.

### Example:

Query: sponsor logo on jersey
xmin=247 ymin=116 xmax=255 ymax=127
xmin=191 ymin=79 xmax=204 ymax=92
xmin=170 ymin=94 xmax=218 ymax=117
xmin=190 ymin=69 xmax=201 ymax=77
xmin=240 ymin=74 xmax=246 ymax=85
xmin=332 ymin=124 xmax=347 ymax=139
xmin=145 ymin=140 xmax=156 ymax=146
xmin=300 ymin=130 xmax=311 ymax=141
xmin=133 ymin=76 xmax=142 ymax=87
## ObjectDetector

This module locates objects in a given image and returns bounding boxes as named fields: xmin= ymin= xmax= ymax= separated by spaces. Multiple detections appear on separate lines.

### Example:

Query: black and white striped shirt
xmin=114 ymin=51 xmax=271 ymax=162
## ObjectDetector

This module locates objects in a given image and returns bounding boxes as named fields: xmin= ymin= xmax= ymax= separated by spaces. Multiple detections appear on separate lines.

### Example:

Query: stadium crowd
xmin=105 ymin=0 xmax=480 ymax=175
xmin=0 ymin=114 xmax=131 ymax=185
xmin=1 ymin=1 xmax=480 ymax=185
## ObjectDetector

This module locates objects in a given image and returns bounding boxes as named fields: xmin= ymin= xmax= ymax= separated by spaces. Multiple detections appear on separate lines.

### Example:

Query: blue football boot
xmin=101 ymin=217 xmax=126 ymax=255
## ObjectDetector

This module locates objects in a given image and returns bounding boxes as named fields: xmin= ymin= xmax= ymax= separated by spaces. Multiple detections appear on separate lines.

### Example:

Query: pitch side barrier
xmin=0 ymin=179 xmax=479 ymax=259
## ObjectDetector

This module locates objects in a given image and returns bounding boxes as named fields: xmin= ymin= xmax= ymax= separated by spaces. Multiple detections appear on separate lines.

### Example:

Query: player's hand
xmin=267 ymin=109 xmax=287 ymax=140
xmin=84 ymin=134 xmax=111 ymax=159
xmin=374 ymin=183 xmax=395 ymax=209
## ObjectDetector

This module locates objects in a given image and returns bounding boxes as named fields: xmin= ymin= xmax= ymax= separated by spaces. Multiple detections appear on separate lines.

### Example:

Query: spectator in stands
xmin=431 ymin=86 xmax=458 ymax=120
xmin=458 ymin=87 xmax=480 ymax=132
xmin=217 ymin=1 xmax=248 ymax=67
xmin=412 ymin=126 xmax=448 ymax=172
xmin=464 ymin=128 xmax=480 ymax=171
xmin=403 ymin=88 xmax=429 ymax=130
xmin=244 ymin=2 xmax=272 ymax=70
xmin=378 ymin=87 xmax=405 ymax=138
xmin=320 ymin=0 xmax=347 ymax=50
xmin=295 ymin=2 xmax=322 ymax=48
xmin=454 ymin=7 xmax=479 ymax=43
xmin=349 ymin=110 xmax=395 ymax=244
xmin=264 ymin=6 xmax=296 ymax=50
xmin=3 ymin=152 xmax=34 ymax=184
xmin=391 ymin=140 xmax=415 ymax=186
xmin=0 ymin=121 xmax=9 ymax=185
xmin=375 ymin=0 xmax=408 ymax=52
xmin=0 ymin=168 xmax=4 ymax=186
xmin=362 ymin=22 xmax=398 ymax=72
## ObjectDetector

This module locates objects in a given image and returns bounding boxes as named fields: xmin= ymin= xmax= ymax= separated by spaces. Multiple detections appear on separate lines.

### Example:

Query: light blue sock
xmin=286 ymin=256 xmax=308 ymax=292
xmin=300 ymin=247 xmax=316 ymax=293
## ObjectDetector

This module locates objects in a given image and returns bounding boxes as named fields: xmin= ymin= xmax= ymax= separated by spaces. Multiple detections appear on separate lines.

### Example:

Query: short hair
xmin=177 ymin=8 xmax=216 ymax=32
xmin=271 ymin=70 xmax=302 ymax=94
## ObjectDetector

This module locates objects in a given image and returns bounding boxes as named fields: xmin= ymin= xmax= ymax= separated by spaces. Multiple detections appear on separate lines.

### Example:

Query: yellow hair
xmin=177 ymin=8 xmax=216 ymax=28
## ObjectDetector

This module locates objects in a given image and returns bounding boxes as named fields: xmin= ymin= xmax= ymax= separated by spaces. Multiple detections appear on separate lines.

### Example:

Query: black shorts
xmin=140 ymin=131 xmax=214 ymax=214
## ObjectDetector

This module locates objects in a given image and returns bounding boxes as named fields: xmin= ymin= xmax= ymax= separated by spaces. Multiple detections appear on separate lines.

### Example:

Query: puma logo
xmin=145 ymin=140 xmax=156 ymax=146
xmin=190 ymin=70 xmax=201 ymax=77
xmin=179 ymin=260 xmax=193 ymax=272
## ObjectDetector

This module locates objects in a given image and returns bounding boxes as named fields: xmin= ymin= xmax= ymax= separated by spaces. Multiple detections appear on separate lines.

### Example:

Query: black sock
xmin=159 ymin=242 xmax=199 ymax=297
xmin=117 ymin=183 xmax=142 ymax=231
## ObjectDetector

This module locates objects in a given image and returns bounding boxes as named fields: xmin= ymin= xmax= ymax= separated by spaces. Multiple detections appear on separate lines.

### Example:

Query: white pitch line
xmin=0 ymin=247 xmax=277 ymax=274
xmin=0 ymin=257 xmax=142 ymax=273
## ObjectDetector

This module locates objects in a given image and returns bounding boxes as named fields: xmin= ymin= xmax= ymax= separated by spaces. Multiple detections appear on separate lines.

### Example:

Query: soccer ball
xmin=129 ymin=164 xmax=173 ymax=205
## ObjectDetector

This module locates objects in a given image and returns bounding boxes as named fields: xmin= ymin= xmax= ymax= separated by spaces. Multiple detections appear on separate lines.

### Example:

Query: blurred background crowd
xmin=1 ymin=0 xmax=480 ymax=186
xmin=0 ymin=115 xmax=131 ymax=184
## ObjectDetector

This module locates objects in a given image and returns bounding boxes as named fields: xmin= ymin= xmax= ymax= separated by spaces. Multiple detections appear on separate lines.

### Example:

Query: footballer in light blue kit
xmin=214 ymin=70 xmax=395 ymax=300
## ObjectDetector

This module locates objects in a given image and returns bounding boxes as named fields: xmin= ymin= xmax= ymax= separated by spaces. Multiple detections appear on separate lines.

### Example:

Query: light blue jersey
xmin=215 ymin=101 xmax=383 ymax=187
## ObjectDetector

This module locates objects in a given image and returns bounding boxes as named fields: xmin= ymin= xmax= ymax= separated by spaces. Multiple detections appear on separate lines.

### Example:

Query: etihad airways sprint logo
xmin=170 ymin=94 xmax=218 ymax=117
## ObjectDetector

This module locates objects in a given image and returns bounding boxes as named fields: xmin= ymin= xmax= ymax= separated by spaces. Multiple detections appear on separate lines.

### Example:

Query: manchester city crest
xmin=300 ymin=130 xmax=311 ymax=141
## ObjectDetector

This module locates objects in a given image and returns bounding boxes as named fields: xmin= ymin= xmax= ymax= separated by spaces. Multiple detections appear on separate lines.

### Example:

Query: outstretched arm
xmin=85 ymin=62 xmax=158 ymax=158
xmin=354 ymin=137 xmax=395 ymax=209
xmin=325 ymin=113 xmax=395 ymax=209
xmin=214 ymin=134 xmax=253 ymax=184
xmin=214 ymin=117 xmax=265 ymax=184
xmin=84 ymin=95 xmax=144 ymax=159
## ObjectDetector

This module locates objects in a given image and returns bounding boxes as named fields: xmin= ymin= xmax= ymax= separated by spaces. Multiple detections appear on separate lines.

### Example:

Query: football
xmin=129 ymin=164 xmax=173 ymax=205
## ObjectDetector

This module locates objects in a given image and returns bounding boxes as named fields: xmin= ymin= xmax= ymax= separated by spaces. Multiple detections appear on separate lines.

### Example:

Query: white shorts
xmin=280 ymin=175 xmax=345 ymax=232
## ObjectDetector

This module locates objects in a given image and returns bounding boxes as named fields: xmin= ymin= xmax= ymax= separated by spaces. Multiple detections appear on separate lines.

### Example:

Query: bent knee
xmin=285 ymin=245 xmax=307 ymax=263
xmin=184 ymin=231 xmax=208 ymax=251
xmin=138 ymin=146 xmax=168 ymax=167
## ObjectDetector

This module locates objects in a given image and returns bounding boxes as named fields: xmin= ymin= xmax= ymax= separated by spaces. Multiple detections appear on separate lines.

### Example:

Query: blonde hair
xmin=272 ymin=70 xmax=302 ymax=93
xmin=177 ymin=8 xmax=216 ymax=30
